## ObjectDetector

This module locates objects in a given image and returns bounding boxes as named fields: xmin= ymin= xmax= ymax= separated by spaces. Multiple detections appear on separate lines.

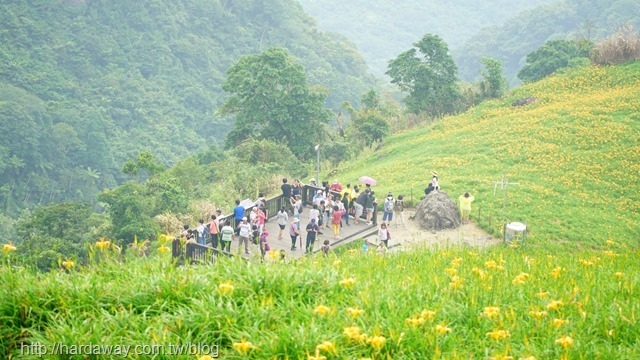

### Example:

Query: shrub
xmin=591 ymin=25 xmax=640 ymax=65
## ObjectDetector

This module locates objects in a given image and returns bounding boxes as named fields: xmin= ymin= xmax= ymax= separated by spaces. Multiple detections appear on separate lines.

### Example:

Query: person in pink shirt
xmin=331 ymin=205 xmax=345 ymax=240
xmin=250 ymin=206 xmax=266 ymax=235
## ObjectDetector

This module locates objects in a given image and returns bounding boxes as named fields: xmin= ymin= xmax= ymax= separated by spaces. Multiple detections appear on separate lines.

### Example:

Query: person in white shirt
xmin=276 ymin=206 xmax=288 ymax=239
xmin=236 ymin=217 xmax=252 ymax=255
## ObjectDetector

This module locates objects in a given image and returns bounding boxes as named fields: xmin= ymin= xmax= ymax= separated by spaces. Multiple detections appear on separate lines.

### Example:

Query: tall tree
xmin=479 ymin=58 xmax=508 ymax=99
xmin=386 ymin=34 xmax=461 ymax=116
xmin=219 ymin=48 xmax=332 ymax=159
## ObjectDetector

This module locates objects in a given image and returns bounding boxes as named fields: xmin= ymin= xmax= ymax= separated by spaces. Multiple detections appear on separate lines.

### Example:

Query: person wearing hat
xmin=313 ymin=189 xmax=325 ymax=206
xmin=309 ymin=178 xmax=318 ymax=187
xmin=305 ymin=218 xmax=319 ymax=254
xmin=330 ymin=179 xmax=343 ymax=192
xmin=236 ymin=217 xmax=252 ymax=255
xmin=431 ymin=171 xmax=440 ymax=191
xmin=289 ymin=218 xmax=300 ymax=250
xmin=382 ymin=192 xmax=395 ymax=222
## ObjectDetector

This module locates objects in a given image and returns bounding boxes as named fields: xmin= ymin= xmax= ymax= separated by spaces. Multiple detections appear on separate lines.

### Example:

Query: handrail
xmin=172 ymin=184 xmax=379 ymax=263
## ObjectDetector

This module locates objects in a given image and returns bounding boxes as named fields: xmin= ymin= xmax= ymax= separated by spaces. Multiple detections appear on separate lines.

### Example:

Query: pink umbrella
xmin=358 ymin=176 xmax=377 ymax=186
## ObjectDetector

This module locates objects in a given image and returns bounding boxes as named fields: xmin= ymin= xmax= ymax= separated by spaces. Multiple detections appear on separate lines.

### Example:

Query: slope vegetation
xmin=0 ymin=0 xmax=374 ymax=214
xmin=335 ymin=63 xmax=640 ymax=245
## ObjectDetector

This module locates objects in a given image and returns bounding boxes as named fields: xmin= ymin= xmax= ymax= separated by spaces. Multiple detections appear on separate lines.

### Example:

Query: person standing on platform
xmin=305 ymin=219 xmax=319 ymax=254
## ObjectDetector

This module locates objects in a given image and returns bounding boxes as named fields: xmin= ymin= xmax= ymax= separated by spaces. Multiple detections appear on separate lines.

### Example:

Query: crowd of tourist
xmin=180 ymin=173 xmax=474 ymax=258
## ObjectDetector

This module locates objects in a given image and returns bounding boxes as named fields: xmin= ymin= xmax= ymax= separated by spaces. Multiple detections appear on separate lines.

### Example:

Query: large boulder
xmin=414 ymin=191 xmax=461 ymax=231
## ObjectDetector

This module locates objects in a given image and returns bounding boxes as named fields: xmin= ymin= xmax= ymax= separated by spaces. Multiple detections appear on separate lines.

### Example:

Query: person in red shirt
xmin=330 ymin=179 xmax=343 ymax=193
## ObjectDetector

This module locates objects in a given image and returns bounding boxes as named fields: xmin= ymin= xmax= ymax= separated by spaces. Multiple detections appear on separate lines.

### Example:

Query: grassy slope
xmin=336 ymin=63 xmax=640 ymax=245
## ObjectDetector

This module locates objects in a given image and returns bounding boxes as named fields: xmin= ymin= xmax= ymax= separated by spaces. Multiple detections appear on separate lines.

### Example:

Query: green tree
xmin=517 ymin=39 xmax=593 ymax=83
xmin=386 ymin=34 xmax=461 ymax=116
xmin=479 ymin=57 xmax=508 ymax=99
xmin=15 ymin=202 xmax=107 ymax=271
xmin=351 ymin=110 xmax=391 ymax=147
xmin=219 ymin=48 xmax=333 ymax=159
xmin=97 ymin=182 xmax=160 ymax=244
xmin=361 ymin=89 xmax=381 ymax=110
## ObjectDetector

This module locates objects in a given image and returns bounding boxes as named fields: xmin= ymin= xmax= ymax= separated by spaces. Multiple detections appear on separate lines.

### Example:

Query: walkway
xmin=228 ymin=208 xmax=379 ymax=259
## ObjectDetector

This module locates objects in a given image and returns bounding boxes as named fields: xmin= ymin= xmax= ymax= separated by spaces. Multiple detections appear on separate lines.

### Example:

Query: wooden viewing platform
xmin=172 ymin=185 xmax=380 ymax=264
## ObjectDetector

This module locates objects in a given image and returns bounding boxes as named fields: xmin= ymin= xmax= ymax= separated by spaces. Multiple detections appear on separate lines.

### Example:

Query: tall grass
xmin=1 ymin=241 xmax=639 ymax=359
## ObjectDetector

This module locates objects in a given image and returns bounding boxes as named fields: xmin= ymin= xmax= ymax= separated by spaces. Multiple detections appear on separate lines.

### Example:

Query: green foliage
xmin=350 ymin=110 xmax=391 ymax=147
xmin=0 ymin=0 xmax=374 ymax=215
xmin=335 ymin=62 xmax=640 ymax=246
xmin=97 ymin=182 xmax=160 ymax=244
xmin=387 ymin=34 xmax=461 ymax=116
xmin=299 ymin=0 xmax=553 ymax=76
xmin=232 ymin=139 xmax=304 ymax=176
xmin=361 ymin=89 xmax=382 ymax=110
xmin=13 ymin=202 xmax=107 ymax=271
xmin=220 ymin=48 xmax=333 ymax=160
xmin=517 ymin=40 xmax=593 ymax=83
xmin=1 ymin=243 xmax=638 ymax=358
xmin=479 ymin=58 xmax=508 ymax=99
xmin=455 ymin=0 xmax=639 ymax=83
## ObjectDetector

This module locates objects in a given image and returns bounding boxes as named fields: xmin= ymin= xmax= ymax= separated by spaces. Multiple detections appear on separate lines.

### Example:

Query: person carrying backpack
xmin=382 ymin=192 xmax=395 ymax=222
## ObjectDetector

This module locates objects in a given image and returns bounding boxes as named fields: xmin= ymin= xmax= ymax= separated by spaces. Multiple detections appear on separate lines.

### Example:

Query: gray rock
xmin=414 ymin=191 xmax=461 ymax=231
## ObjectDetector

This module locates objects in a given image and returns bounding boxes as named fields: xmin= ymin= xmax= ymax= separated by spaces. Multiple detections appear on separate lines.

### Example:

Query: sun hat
xmin=293 ymin=218 xmax=299 ymax=222
xmin=242 ymin=217 xmax=247 ymax=221
xmin=317 ymin=190 xmax=322 ymax=193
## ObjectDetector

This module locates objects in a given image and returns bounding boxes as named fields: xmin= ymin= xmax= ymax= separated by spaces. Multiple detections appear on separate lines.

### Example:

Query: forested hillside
xmin=453 ymin=0 xmax=640 ymax=82
xmin=0 ymin=0 xmax=375 ymax=215
xmin=299 ymin=0 xmax=639 ymax=83
xmin=298 ymin=0 xmax=553 ymax=76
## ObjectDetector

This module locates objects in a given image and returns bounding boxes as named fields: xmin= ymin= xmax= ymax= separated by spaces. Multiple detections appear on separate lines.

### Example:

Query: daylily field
xmin=1 ymin=241 xmax=639 ymax=359
xmin=339 ymin=62 xmax=640 ymax=246
xmin=1 ymin=63 xmax=639 ymax=359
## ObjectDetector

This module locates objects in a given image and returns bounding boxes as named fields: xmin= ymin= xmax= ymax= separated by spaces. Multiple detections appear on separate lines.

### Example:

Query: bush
xmin=591 ymin=25 xmax=640 ymax=65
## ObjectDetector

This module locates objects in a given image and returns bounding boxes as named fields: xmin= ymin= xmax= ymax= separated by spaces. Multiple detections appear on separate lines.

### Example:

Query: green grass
xmin=2 ymin=63 xmax=640 ymax=360
xmin=334 ymin=63 xmax=640 ymax=245
xmin=1 ymin=241 xmax=639 ymax=359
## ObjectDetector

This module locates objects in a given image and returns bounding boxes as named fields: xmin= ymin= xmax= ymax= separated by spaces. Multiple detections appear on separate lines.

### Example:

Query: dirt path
xmin=363 ymin=208 xmax=502 ymax=251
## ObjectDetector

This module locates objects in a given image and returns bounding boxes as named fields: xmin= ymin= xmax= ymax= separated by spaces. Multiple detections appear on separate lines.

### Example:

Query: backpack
xmin=384 ymin=198 xmax=394 ymax=213
xmin=297 ymin=204 xmax=304 ymax=214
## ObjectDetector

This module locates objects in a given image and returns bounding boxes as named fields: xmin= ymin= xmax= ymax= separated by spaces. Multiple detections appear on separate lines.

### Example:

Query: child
xmin=321 ymin=239 xmax=331 ymax=257
xmin=260 ymin=230 xmax=270 ymax=259
xmin=378 ymin=222 xmax=390 ymax=248
xmin=362 ymin=240 xmax=369 ymax=253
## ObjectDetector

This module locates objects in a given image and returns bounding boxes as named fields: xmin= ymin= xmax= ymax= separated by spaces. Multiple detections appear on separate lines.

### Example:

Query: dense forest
xmin=454 ymin=0 xmax=640 ymax=83
xmin=299 ymin=0 xmax=639 ymax=83
xmin=0 ymin=0 xmax=375 ymax=215
xmin=298 ymin=0 xmax=554 ymax=76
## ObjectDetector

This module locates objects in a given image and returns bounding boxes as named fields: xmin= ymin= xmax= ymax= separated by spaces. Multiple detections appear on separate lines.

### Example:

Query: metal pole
xmin=315 ymin=145 xmax=320 ymax=184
